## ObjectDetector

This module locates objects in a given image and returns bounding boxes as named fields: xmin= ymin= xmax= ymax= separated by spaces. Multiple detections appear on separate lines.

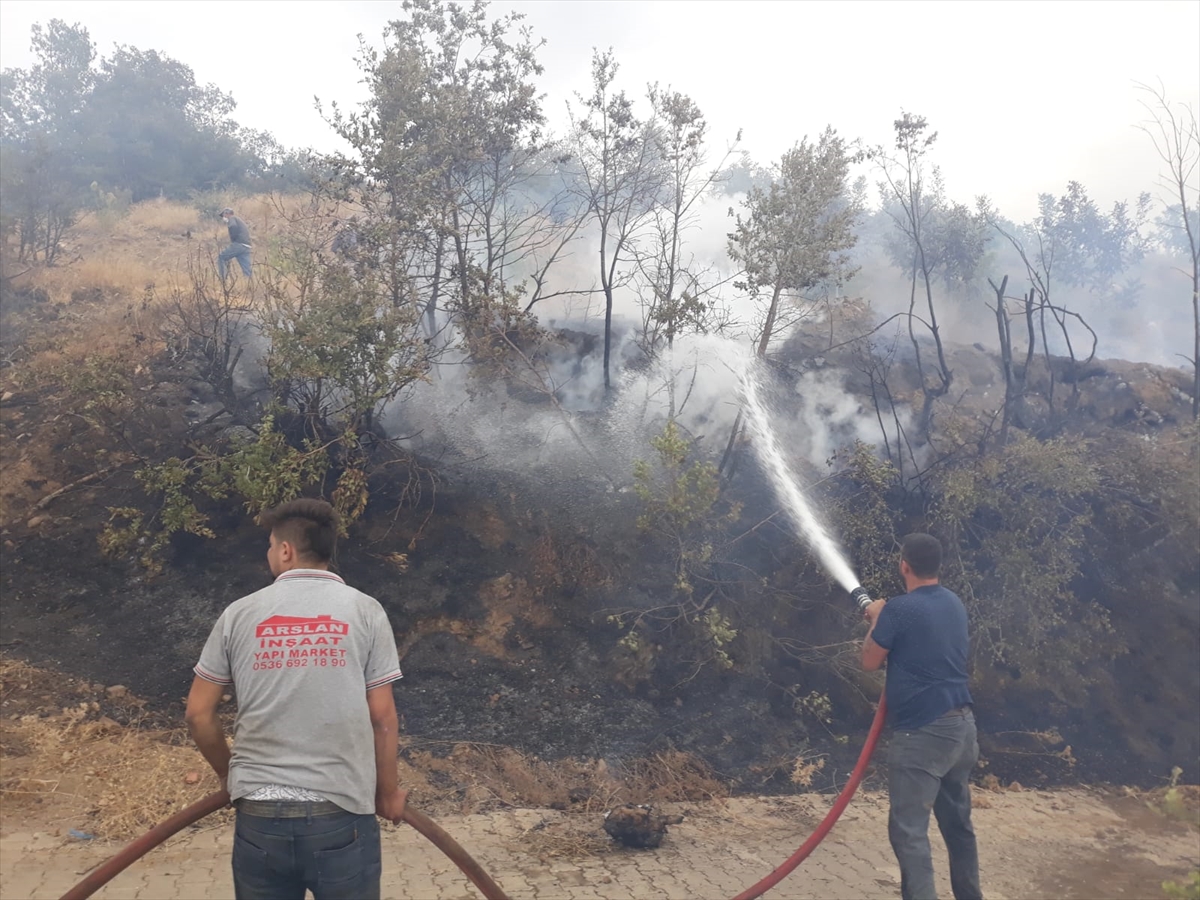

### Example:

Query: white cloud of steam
xmin=385 ymin=324 xmax=901 ymax=501
xmin=790 ymin=368 xmax=895 ymax=470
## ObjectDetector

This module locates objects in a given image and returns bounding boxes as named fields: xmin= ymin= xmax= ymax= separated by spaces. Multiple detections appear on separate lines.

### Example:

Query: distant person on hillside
xmin=861 ymin=533 xmax=981 ymax=900
xmin=330 ymin=216 xmax=360 ymax=259
xmin=217 ymin=207 xmax=253 ymax=282
xmin=185 ymin=498 xmax=408 ymax=900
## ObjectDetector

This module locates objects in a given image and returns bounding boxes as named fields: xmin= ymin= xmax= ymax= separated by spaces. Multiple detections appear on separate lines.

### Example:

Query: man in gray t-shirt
xmin=186 ymin=498 xmax=406 ymax=900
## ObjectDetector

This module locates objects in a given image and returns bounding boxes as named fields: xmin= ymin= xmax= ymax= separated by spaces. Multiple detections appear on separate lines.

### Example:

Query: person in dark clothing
xmin=861 ymin=533 xmax=982 ymax=900
xmin=218 ymin=207 xmax=252 ymax=281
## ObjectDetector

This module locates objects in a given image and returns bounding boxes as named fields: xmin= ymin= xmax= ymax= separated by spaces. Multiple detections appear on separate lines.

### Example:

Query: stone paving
xmin=1 ymin=789 xmax=1197 ymax=899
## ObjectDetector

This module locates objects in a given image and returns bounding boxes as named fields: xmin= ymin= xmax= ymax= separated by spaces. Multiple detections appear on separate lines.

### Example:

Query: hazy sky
xmin=2 ymin=0 xmax=1197 ymax=220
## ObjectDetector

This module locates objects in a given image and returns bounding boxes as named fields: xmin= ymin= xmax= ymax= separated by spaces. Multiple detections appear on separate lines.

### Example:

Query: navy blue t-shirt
xmin=870 ymin=584 xmax=973 ymax=730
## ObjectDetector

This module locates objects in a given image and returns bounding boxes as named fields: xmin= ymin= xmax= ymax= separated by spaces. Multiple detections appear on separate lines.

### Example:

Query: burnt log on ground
xmin=603 ymin=804 xmax=685 ymax=849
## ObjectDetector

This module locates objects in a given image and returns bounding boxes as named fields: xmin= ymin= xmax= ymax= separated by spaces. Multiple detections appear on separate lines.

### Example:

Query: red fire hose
xmin=57 ymin=695 xmax=885 ymax=900
xmin=731 ymin=693 xmax=888 ymax=900
xmin=59 ymin=794 xmax=510 ymax=900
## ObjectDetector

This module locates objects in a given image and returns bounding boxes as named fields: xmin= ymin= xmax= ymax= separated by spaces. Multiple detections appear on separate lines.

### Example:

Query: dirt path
xmin=2 ymin=788 xmax=1196 ymax=900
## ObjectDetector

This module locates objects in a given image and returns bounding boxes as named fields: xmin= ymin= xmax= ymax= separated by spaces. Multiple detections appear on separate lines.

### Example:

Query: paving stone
xmin=2 ymin=790 xmax=1196 ymax=900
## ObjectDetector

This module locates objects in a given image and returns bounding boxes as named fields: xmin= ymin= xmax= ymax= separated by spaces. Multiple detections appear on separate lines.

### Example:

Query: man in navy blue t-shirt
xmin=861 ymin=533 xmax=982 ymax=900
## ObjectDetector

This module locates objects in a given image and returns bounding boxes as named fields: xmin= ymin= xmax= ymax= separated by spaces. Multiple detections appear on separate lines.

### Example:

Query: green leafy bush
xmin=100 ymin=414 xmax=328 ymax=574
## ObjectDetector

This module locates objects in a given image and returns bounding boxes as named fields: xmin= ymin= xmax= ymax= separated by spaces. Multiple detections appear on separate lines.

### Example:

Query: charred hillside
xmin=1 ymin=243 xmax=1197 ymax=791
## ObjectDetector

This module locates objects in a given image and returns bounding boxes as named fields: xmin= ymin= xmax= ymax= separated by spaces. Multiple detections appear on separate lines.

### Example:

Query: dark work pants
xmin=232 ymin=807 xmax=381 ymax=900
xmin=887 ymin=710 xmax=982 ymax=900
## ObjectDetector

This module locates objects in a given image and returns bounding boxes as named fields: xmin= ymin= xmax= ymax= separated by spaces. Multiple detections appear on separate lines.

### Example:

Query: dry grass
xmin=0 ymin=194 xmax=300 ymax=394
xmin=403 ymin=742 xmax=726 ymax=819
xmin=1 ymin=656 xmax=731 ymax=848
xmin=0 ymin=658 xmax=231 ymax=840
xmin=514 ymin=812 xmax=615 ymax=860
xmin=7 ymin=193 xmax=303 ymax=311
xmin=121 ymin=198 xmax=204 ymax=237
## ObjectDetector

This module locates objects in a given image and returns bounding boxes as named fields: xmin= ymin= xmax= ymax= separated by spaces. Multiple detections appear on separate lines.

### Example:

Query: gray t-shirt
xmin=195 ymin=569 xmax=402 ymax=814
xmin=225 ymin=215 xmax=251 ymax=246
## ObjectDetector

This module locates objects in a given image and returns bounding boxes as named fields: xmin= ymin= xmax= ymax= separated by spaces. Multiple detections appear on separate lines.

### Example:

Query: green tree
xmin=77 ymin=46 xmax=247 ymax=200
xmin=720 ymin=127 xmax=860 ymax=475
xmin=261 ymin=246 xmax=431 ymax=440
xmin=326 ymin=0 xmax=575 ymax=338
xmin=0 ymin=19 xmax=95 ymax=141
xmin=1 ymin=16 xmax=298 ymax=243
xmin=635 ymin=87 xmax=738 ymax=359
xmin=0 ymin=19 xmax=94 ymax=263
xmin=729 ymin=127 xmax=860 ymax=359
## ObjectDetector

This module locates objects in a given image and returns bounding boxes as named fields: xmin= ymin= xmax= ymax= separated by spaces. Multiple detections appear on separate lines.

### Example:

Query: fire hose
xmin=732 ymin=692 xmax=887 ymax=900
xmin=58 ymin=794 xmax=510 ymax=900
xmin=59 ymin=588 xmax=884 ymax=900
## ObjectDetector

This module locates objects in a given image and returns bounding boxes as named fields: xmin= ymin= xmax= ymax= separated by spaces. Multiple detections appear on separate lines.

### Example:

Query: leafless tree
xmin=981 ymin=202 xmax=1100 ymax=421
xmin=1136 ymin=80 xmax=1200 ymax=418
xmin=568 ymin=49 xmax=666 ymax=392
xmin=875 ymin=112 xmax=953 ymax=434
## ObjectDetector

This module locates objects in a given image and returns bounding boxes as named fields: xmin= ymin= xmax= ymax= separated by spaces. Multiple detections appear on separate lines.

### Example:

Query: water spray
xmin=725 ymin=353 xmax=889 ymax=900
xmin=736 ymin=354 xmax=864 ymax=598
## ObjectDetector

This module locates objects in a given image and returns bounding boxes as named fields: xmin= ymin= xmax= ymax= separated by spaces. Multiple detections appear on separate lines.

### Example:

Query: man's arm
xmin=861 ymin=599 xmax=890 ymax=672
xmin=367 ymin=684 xmax=407 ymax=823
xmin=185 ymin=676 xmax=231 ymax=790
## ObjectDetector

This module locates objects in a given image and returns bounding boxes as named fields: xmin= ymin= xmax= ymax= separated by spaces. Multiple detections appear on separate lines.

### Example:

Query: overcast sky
xmin=2 ymin=0 xmax=1197 ymax=220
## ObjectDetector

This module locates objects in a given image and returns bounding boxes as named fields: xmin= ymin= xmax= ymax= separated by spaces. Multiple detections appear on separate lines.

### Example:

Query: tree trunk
xmin=1193 ymin=265 xmax=1199 ymax=419
xmin=427 ymin=232 xmax=446 ymax=339
xmin=756 ymin=283 xmax=784 ymax=358
xmin=601 ymin=238 xmax=614 ymax=392
xmin=990 ymin=276 xmax=1013 ymax=447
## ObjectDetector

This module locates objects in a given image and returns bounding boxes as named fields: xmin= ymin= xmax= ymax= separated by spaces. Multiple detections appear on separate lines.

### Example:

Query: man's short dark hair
xmin=260 ymin=499 xmax=339 ymax=563
xmin=901 ymin=532 xmax=942 ymax=579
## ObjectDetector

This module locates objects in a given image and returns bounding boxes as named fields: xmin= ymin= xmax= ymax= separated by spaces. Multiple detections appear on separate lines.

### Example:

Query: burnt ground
xmin=1 ymin=274 xmax=1198 ymax=796
xmin=0 ymin=447 xmax=1193 ymax=796
xmin=0 ymin=480 xmax=854 ymax=793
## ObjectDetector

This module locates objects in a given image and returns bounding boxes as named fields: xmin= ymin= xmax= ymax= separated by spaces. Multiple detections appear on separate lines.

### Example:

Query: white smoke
xmin=383 ymin=318 xmax=900 ymax=515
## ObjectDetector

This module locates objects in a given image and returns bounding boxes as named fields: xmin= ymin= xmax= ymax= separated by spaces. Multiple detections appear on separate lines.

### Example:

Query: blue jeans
xmin=232 ymin=808 xmax=381 ymax=900
xmin=219 ymin=243 xmax=253 ymax=280
xmin=887 ymin=709 xmax=981 ymax=900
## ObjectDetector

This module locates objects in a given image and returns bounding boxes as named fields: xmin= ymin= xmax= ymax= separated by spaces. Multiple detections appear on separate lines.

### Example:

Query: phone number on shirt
xmin=253 ymin=657 xmax=348 ymax=671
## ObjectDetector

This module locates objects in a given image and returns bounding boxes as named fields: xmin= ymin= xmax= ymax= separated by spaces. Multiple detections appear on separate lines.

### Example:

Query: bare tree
xmin=985 ymin=275 xmax=1023 ymax=446
xmin=981 ymin=193 xmax=1107 ymax=421
xmin=875 ymin=112 xmax=953 ymax=434
xmin=1136 ymin=80 xmax=1200 ymax=418
xmin=635 ymin=87 xmax=739 ymax=355
xmin=568 ymin=49 xmax=666 ymax=392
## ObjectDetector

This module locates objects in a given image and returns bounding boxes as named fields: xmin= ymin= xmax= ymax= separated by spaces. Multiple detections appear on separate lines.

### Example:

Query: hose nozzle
xmin=850 ymin=586 xmax=871 ymax=612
